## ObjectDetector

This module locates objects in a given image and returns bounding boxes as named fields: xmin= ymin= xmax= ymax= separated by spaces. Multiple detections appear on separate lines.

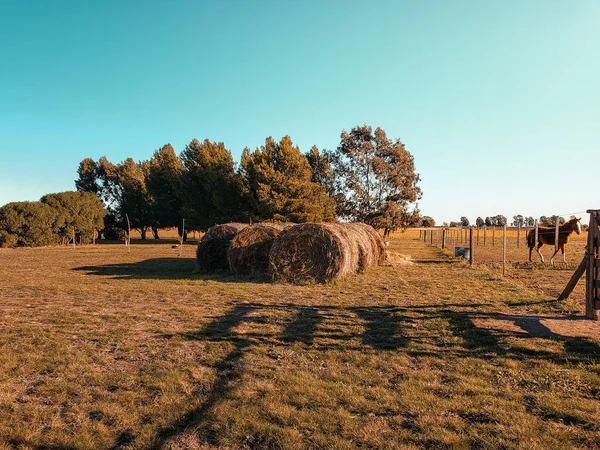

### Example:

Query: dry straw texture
xmin=269 ymin=222 xmax=387 ymax=283
xmin=342 ymin=223 xmax=387 ymax=271
xmin=196 ymin=223 xmax=247 ymax=272
xmin=228 ymin=223 xmax=287 ymax=276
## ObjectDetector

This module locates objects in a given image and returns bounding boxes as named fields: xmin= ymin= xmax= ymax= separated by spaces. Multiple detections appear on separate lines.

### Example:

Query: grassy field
xmin=1 ymin=231 xmax=599 ymax=449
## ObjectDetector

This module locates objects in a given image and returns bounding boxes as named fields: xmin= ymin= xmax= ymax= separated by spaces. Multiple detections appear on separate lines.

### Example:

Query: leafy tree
xmin=0 ymin=202 xmax=59 ymax=247
xmin=329 ymin=125 xmax=421 ymax=238
xmin=512 ymin=215 xmax=524 ymax=227
xmin=524 ymin=216 xmax=535 ymax=227
xmin=494 ymin=215 xmax=507 ymax=226
xmin=146 ymin=144 xmax=185 ymax=237
xmin=460 ymin=216 xmax=470 ymax=226
xmin=476 ymin=217 xmax=484 ymax=227
xmin=241 ymin=136 xmax=335 ymax=223
xmin=539 ymin=215 xmax=565 ymax=227
xmin=115 ymin=158 xmax=154 ymax=239
xmin=421 ymin=216 xmax=435 ymax=227
xmin=485 ymin=217 xmax=492 ymax=227
xmin=40 ymin=191 xmax=106 ymax=244
xmin=180 ymin=138 xmax=246 ymax=231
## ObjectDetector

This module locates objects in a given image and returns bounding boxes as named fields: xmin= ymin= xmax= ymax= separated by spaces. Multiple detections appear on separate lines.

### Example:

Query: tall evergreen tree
xmin=241 ymin=136 xmax=336 ymax=223
xmin=146 ymin=144 xmax=185 ymax=236
xmin=180 ymin=138 xmax=245 ymax=231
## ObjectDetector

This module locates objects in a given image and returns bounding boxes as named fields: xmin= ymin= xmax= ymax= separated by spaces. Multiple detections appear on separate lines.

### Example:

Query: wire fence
xmin=417 ymin=215 xmax=589 ymax=274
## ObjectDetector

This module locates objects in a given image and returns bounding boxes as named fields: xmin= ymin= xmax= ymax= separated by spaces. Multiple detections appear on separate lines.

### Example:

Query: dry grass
xmin=420 ymin=227 xmax=590 ymax=314
xmin=1 ymin=233 xmax=599 ymax=449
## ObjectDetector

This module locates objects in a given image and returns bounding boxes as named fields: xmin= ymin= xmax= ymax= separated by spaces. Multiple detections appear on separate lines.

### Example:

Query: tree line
xmin=0 ymin=124 xmax=422 ymax=248
xmin=75 ymin=125 xmax=422 ymax=241
xmin=423 ymin=214 xmax=579 ymax=228
xmin=0 ymin=192 xmax=106 ymax=248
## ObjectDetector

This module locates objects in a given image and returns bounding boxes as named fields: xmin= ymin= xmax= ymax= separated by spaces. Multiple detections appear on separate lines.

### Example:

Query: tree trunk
xmin=140 ymin=227 xmax=147 ymax=240
xmin=152 ymin=226 xmax=160 ymax=239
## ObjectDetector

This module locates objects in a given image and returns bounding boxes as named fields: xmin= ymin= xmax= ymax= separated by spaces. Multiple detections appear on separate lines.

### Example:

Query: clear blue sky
xmin=1 ymin=0 xmax=598 ymax=224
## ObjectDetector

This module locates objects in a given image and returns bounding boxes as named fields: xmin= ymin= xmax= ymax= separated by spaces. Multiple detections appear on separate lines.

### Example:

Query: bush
xmin=0 ymin=201 xmax=59 ymax=247
xmin=0 ymin=230 xmax=18 ymax=248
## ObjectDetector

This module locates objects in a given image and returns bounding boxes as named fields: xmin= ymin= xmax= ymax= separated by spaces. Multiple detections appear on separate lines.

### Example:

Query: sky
xmin=1 ymin=0 xmax=598 ymax=224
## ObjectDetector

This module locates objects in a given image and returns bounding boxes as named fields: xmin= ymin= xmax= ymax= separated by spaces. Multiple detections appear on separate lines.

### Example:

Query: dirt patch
xmin=472 ymin=314 xmax=600 ymax=339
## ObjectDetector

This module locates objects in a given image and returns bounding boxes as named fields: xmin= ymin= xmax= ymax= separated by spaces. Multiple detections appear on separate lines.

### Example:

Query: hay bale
xmin=341 ymin=223 xmax=386 ymax=271
xmin=348 ymin=222 xmax=387 ymax=265
xmin=269 ymin=223 xmax=359 ymax=283
xmin=228 ymin=223 xmax=287 ymax=276
xmin=196 ymin=223 xmax=248 ymax=272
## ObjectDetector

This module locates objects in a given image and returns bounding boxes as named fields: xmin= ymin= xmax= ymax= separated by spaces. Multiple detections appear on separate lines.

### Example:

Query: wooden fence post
xmin=483 ymin=226 xmax=487 ymax=246
xmin=469 ymin=227 xmax=474 ymax=266
xmin=586 ymin=210 xmax=600 ymax=320
xmin=503 ymin=224 xmax=507 ymax=276
xmin=517 ymin=223 xmax=521 ymax=249
xmin=442 ymin=229 xmax=446 ymax=249
xmin=534 ymin=220 xmax=539 ymax=253
xmin=477 ymin=227 xmax=480 ymax=246
xmin=555 ymin=217 xmax=560 ymax=252
xmin=430 ymin=229 xmax=434 ymax=245
xmin=492 ymin=226 xmax=495 ymax=247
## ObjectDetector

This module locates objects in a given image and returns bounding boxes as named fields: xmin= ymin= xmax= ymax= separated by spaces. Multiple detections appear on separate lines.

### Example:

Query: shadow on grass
xmin=73 ymin=258 xmax=268 ymax=282
xmin=150 ymin=304 xmax=255 ymax=449
xmin=145 ymin=302 xmax=600 ymax=447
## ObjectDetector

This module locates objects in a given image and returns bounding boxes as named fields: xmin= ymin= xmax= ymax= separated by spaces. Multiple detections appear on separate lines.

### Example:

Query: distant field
xmin=1 ymin=232 xmax=599 ymax=449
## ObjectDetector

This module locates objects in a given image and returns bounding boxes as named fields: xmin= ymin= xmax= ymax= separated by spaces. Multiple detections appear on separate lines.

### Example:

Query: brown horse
xmin=527 ymin=217 xmax=582 ymax=265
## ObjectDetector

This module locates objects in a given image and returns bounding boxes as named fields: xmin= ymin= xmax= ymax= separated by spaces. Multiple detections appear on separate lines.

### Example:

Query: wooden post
xmin=93 ymin=229 xmax=96 ymax=245
xmin=517 ymin=223 xmax=521 ymax=249
xmin=534 ymin=220 xmax=539 ymax=252
xmin=179 ymin=218 xmax=185 ymax=257
xmin=477 ymin=227 xmax=480 ymax=246
xmin=555 ymin=216 xmax=560 ymax=251
xmin=558 ymin=254 xmax=588 ymax=300
xmin=72 ymin=228 xmax=76 ymax=249
xmin=442 ymin=229 xmax=446 ymax=249
xmin=502 ymin=224 xmax=507 ymax=276
xmin=126 ymin=213 xmax=131 ymax=253
xmin=469 ymin=227 xmax=473 ymax=266
xmin=430 ymin=229 xmax=434 ymax=245
xmin=585 ymin=210 xmax=600 ymax=320
xmin=492 ymin=226 xmax=495 ymax=247
xmin=483 ymin=225 xmax=487 ymax=246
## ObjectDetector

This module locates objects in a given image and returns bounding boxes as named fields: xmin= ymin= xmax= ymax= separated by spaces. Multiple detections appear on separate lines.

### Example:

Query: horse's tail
xmin=526 ymin=229 xmax=534 ymax=248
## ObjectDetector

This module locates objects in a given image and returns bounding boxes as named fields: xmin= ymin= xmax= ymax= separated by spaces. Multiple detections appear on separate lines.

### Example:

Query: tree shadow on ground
xmin=143 ymin=302 xmax=600 ymax=448
xmin=72 ymin=258 xmax=270 ymax=282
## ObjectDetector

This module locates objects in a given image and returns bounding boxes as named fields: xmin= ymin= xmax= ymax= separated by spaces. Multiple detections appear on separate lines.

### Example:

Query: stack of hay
xmin=196 ymin=221 xmax=386 ymax=283
xmin=269 ymin=222 xmax=386 ymax=283
xmin=196 ymin=223 xmax=248 ymax=272
xmin=228 ymin=223 xmax=288 ymax=276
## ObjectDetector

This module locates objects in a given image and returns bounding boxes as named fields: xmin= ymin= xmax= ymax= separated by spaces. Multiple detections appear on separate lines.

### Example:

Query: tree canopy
xmin=242 ymin=136 xmax=335 ymax=223
xmin=328 ymin=125 xmax=421 ymax=237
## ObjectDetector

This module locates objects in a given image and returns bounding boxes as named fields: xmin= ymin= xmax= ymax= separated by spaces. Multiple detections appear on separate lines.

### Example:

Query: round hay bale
xmin=341 ymin=223 xmax=378 ymax=271
xmin=196 ymin=223 xmax=248 ymax=272
xmin=269 ymin=223 xmax=359 ymax=283
xmin=345 ymin=222 xmax=387 ymax=266
xmin=228 ymin=223 xmax=287 ymax=276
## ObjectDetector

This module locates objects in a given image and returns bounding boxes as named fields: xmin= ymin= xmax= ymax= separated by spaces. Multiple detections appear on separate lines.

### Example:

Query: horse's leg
xmin=535 ymin=243 xmax=545 ymax=263
xmin=550 ymin=246 xmax=559 ymax=266
xmin=561 ymin=244 xmax=566 ymax=263
xmin=528 ymin=246 xmax=533 ymax=262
